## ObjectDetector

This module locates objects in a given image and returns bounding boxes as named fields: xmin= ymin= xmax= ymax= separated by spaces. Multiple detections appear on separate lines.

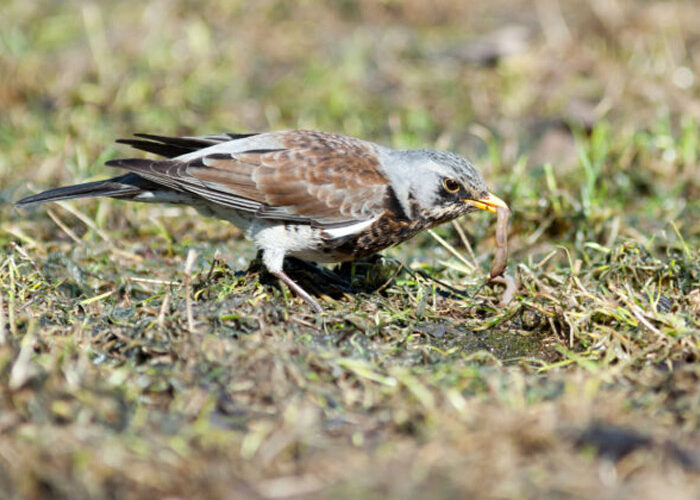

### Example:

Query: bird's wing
xmin=116 ymin=132 xmax=260 ymax=158
xmin=107 ymin=130 xmax=389 ymax=227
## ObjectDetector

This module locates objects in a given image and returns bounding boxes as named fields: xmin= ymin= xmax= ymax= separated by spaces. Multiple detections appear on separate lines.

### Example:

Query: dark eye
xmin=443 ymin=178 xmax=461 ymax=194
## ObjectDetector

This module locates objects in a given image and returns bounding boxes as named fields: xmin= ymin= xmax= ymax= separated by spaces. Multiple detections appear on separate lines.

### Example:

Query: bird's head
xmin=382 ymin=148 xmax=508 ymax=222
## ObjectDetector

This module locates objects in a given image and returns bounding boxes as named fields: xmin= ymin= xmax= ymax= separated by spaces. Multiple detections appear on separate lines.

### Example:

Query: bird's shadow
xmin=254 ymin=254 xmax=478 ymax=302
xmin=203 ymin=252 xmax=479 ymax=304
xmin=252 ymin=253 xmax=399 ymax=299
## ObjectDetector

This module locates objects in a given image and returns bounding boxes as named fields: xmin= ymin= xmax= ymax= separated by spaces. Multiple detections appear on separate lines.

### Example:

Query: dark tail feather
xmin=15 ymin=173 xmax=150 ymax=207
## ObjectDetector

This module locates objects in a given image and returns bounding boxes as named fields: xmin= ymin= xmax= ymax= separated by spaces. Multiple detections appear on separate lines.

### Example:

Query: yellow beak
xmin=465 ymin=193 xmax=509 ymax=214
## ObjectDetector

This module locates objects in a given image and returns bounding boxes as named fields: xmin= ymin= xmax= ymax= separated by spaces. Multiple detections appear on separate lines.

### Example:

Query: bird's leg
xmin=262 ymin=247 xmax=323 ymax=312
xmin=272 ymin=270 xmax=323 ymax=313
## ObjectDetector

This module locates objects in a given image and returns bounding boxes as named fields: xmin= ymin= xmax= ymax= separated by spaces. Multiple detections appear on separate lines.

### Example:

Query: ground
xmin=0 ymin=1 xmax=699 ymax=498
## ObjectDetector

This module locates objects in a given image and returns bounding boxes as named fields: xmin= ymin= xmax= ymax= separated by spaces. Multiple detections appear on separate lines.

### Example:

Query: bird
xmin=16 ymin=129 xmax=508 ymax=312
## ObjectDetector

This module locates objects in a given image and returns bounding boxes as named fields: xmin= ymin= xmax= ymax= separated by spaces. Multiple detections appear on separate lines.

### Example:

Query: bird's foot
xmin=272 ymin=270 xmax=324 ymax=313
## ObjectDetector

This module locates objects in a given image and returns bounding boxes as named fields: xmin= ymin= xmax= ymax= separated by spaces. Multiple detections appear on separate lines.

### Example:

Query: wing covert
xmin=107 ymin=130 xmax=389 ymax=227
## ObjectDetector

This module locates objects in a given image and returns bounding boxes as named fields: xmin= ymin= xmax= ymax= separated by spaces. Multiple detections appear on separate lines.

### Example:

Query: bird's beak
xmin=465 ymin=193 xmax=509 ymax=214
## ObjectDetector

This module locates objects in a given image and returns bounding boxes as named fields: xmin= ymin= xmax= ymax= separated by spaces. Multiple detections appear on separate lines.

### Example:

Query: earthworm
xmin=490 ymin=206 xmax=509 ymax=279
xmin=491 ymin=273 xmax=519 ymax=307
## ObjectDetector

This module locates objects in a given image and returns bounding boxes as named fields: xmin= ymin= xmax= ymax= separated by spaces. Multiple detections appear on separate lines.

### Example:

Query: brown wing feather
xmin=188 ymin=130 xmax=389 ymax=225
xmin=106 ymin=131 xmax=389 ymax=226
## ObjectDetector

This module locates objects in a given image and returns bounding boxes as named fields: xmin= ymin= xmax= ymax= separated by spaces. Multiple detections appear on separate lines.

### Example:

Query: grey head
xmin=377 ymin=147 xmax=505 ymax=220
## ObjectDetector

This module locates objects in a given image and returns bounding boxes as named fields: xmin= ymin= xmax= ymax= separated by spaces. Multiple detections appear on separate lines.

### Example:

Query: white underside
xmin=138 ymin=190 xmax=375 ymax=272
xmin=199 ymin=201 xmax=373 ymax=270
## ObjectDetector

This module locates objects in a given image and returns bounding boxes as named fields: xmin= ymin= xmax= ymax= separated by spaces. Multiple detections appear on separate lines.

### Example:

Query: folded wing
xmin=108 ymin=130 xmax=389 ymax=227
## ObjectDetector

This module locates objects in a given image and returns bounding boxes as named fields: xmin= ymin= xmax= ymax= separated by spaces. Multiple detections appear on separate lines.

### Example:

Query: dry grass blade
xmin=56 ymin=200 xmax=113 ymax=243
xmin=184 ymin=249 xmax=198 ymax=334
xmin=451 ymin=220 xmax=480 ymax=271
xmin=45 ymin=208 xmax=82 ymax=244
xmin=427 ymin=229 xmax=476 ymax=273
xmin=0 ymin=291 xmax=6 ymax=346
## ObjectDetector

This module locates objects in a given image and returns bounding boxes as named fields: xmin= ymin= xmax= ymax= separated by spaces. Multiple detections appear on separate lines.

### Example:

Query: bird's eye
xmin=443 ymin=178 xmax=461 ymax=193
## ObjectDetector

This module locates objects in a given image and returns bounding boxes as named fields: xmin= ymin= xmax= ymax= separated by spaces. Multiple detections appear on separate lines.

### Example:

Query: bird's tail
xmin=15 ymin=173 xmax=149 ymax=207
